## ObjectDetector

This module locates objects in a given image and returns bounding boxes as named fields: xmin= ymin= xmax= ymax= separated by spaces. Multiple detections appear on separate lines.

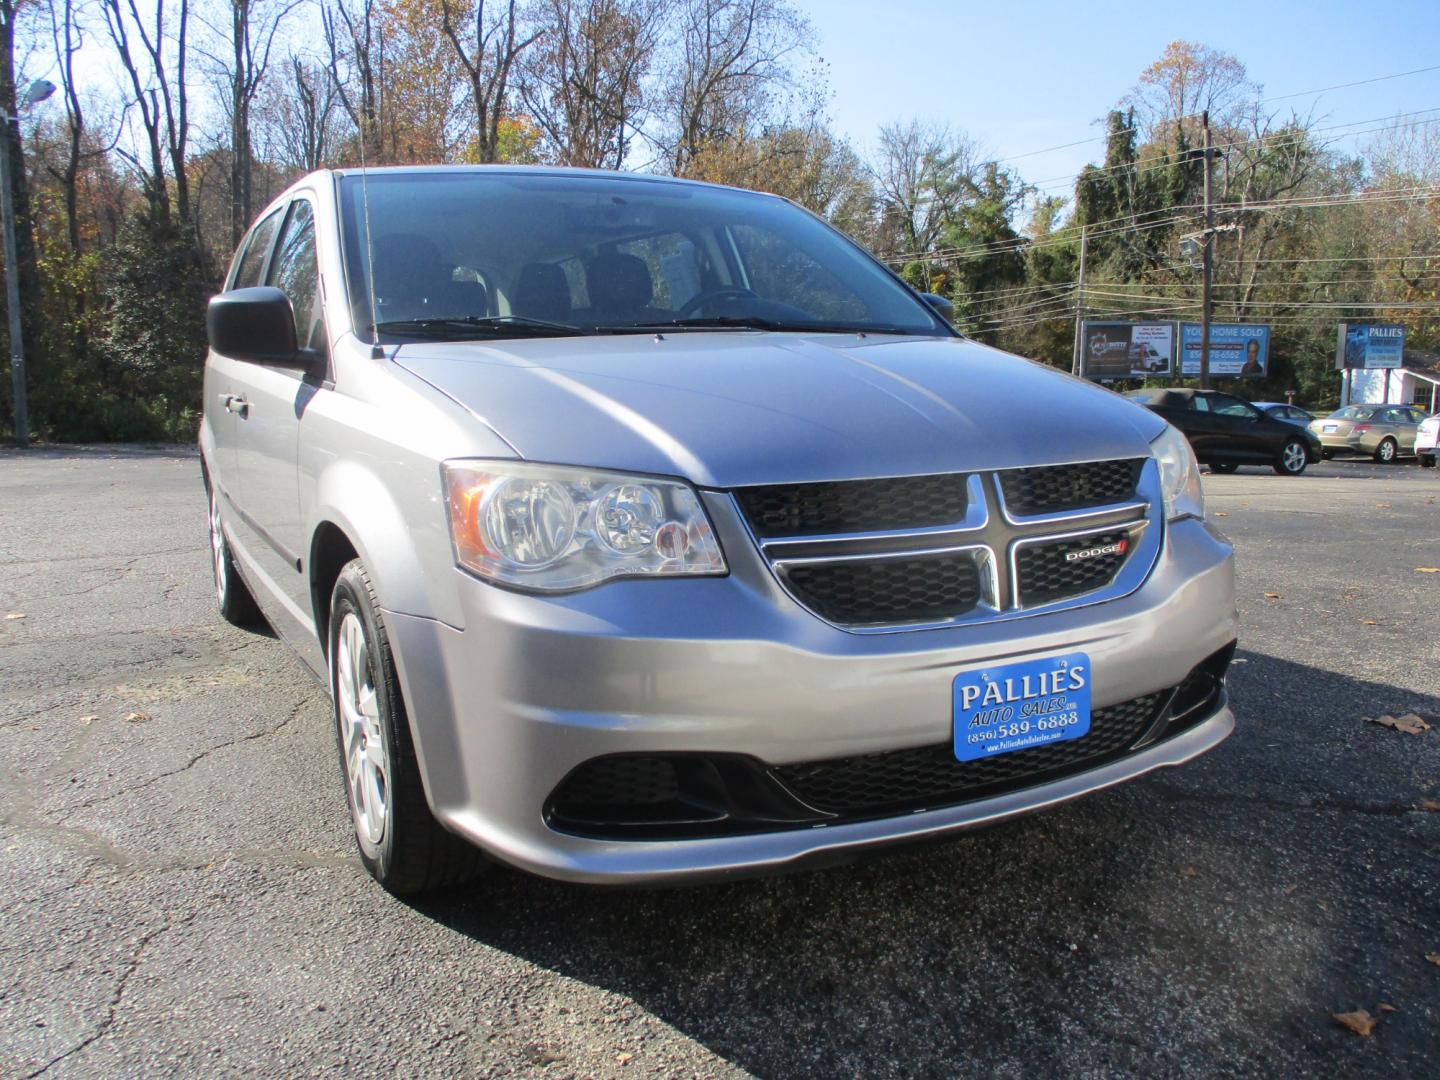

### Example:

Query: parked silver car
xmin=201 ymin=167 xmax=1238 ymax=892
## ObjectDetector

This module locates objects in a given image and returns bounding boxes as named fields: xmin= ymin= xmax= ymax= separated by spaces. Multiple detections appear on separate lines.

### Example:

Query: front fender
xmin=309 ymin=457 xmax=464 ymax=630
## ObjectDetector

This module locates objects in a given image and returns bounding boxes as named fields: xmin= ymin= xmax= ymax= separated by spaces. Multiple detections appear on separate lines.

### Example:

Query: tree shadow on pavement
xmin=414 ymin=650 xmax=1440 ymax=1078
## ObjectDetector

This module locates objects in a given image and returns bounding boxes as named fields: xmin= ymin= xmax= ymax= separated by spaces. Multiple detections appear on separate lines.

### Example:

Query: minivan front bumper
xmin=382 ymin=507 xmax=1237 ymax=884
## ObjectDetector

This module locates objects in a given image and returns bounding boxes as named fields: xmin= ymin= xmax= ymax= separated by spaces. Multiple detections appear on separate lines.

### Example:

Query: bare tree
xmin=663 ymin=0 xmax=812 ymax=175
xmin=871 ymin=119 xmax=977 ymax=264
xmin=214 ymin=0 xmax=302 ymax=247
xmin=44 ymin=0 xmax=88 ymax=254
xmin=1124 ymin=40 xmax=1259 ymax=147
xmin=322 ymin=0 xmax=384 ymax=162
xmin=438 ymin=0 xmax=540 ymax=164
xmin=101 ymin=0 xmax=197 ymax=229
xmin=519 ymin=0 xmax=659 ymax=169
xmin=257 ymin=54 xmax=342 ymax=173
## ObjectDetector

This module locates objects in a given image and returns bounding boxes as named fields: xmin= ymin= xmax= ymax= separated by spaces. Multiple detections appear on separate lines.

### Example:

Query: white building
xmin=1343 ymin=351 xmax=1440 ymax=412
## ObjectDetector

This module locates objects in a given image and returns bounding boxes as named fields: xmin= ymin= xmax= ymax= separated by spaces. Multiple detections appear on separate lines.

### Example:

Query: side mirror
xmin=919 ymin=292 xmax=954 ymax=322
xmin=207 ymin=286 xmax=298 ymax=365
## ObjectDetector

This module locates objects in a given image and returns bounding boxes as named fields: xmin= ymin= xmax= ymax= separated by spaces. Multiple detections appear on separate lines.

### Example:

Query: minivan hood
xmin=394 ymin=333 xmax=1167 ymax=488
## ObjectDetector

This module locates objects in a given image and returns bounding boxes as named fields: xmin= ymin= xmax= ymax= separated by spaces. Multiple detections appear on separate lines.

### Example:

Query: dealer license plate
xmin=1323 ymin=424 xmax=1338 ymax=433
xmin=953 ymin=652 xmax=1091 ymax=762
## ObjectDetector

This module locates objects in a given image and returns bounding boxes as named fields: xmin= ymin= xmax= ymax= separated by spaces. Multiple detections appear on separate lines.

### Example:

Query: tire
xmin=1210 ymin=463 xmax=1240 ymax=474
xmin=1374 ymin=437 xmax=1398 ymax=464
xmin=1274 ymin=439 xmax=1308 ymax=476
xmin=329 ymin=559 xmax=486 ymax=894
xmin=208 ymin=484 xmax=263 ymax=627
xmin=1421 ymin=454 xmax=1437 ymax=469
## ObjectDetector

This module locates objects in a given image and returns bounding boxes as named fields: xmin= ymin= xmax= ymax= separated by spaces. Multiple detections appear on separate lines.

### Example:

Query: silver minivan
xmin=201 ymin=167 xmax=1237 ymax=892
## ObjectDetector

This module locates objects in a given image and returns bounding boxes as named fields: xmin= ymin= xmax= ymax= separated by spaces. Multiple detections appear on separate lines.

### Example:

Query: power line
xmin=881 ymin=185 xmax=1440 ymax=268
xmin=1027 ymin=109 xmax=1440 ymax=194
xmin=986 ymin=63 xmax=1440 ymax=170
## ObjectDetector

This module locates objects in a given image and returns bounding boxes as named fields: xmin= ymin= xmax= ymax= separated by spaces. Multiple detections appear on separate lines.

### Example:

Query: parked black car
xmin=1124 ymin=388 xmax=1323 ymax=476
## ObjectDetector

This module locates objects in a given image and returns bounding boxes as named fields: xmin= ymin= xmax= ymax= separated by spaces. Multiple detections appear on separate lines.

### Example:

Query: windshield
xmin=338 ymin=170 xmax=951 ymax=342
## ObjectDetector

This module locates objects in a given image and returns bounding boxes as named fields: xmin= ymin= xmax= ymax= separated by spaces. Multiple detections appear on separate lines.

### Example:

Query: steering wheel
xmin=677 ymin=287 xmax=758 ymax=318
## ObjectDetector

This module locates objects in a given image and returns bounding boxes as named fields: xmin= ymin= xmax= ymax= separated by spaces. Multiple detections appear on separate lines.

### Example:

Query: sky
xmin=796 ymin=0 xmax=1440 ymax=193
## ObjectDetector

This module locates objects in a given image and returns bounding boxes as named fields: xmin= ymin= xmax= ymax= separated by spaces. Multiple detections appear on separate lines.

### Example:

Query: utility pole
xmin=1071 ymin=223 xmax=1088 ymax=376
xmin=1 ymin=105 xmax=24 ymax=446
xmin=1199 ymin=111 xmax=1214 ymax=390
xmin=1 ymin=79 xmax=53 ymax=448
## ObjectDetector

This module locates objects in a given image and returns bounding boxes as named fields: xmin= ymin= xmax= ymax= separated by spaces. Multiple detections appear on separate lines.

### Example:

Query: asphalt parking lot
xmin=1 ymin=446 xmax=1437 ymax=1078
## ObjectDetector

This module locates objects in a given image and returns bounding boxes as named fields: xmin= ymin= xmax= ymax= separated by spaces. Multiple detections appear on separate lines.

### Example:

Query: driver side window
xmin=267 ymin=199 xmax=325 ymax=352
xmin=1211 ymin=395 xmax=1258 ymax=419
xmin=231 ymin=208 xmax=283 ymax=289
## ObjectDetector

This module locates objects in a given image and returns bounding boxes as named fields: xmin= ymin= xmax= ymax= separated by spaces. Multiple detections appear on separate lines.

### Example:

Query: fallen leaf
xmin=1333 ymin=1009 xmax=1378 ymax=1037
xmin=1423 ymin=800 xmax=1440 ymax=812
xmin=1416 ymin=568 xmax=1440 ymax=574
xmin=124 ymin=711 xmax=152 ymax=724
xmin=1214 ymin=511 xmax=1228 ymax=517
xmin=1377 ymin=1003 xmax=1398 ymax=1014
xmin=4 ymin=613 xmax=25 ymax=620
xmin=1425 ymin=954 xmax=1440 ymax=966
xmin=1365 ymin=714 xmax=1431 ymax=735
xmin=616 ymin=1052 xmax=634 ymax=1065
xmin=1375 ymin=503 xmax=1392 ymax=509
xmin=1361 ymin=619 xmax=1378 ymax=625
xmin=80 ymin=715 xmax=98 ymax=726
xmin=1282 ymin=884 xmax=1298 ymax=896
xmin=1264 ymin=592 xmax=1282 ymax=600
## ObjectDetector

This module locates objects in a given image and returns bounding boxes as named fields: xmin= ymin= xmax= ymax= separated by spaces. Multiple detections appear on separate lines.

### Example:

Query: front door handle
xmin=220 ymin=393 xmax=250 ymax=418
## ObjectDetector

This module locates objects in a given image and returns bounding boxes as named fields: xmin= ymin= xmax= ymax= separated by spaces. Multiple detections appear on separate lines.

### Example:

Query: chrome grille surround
xmin=735 ymin=459 xmax=1161 ymax=633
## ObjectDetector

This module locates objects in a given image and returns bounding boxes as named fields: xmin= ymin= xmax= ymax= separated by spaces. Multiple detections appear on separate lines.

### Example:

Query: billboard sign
xmin=1081 ymin=321 xmax=1175 ymax=380
xmin=1180 ymin=323 xmax=1270 ymax=377
xmin=1337 ymin=323 xmax=1405 ymax=369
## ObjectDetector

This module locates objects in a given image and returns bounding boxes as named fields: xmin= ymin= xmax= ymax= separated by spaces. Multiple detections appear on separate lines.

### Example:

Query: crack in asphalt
xmin=0 ymin=546 xmax=199 ymax=571
xmin=22 ymin=912 xmax=194 ymax=1078
xmin=62 ymin=697 xmax=311 ymax=814
xmin=0 ymin=697 xmax=354 ymax=878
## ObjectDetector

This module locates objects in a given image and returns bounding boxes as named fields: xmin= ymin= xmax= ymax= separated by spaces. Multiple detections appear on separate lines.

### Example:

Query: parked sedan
xmin=1418 ymin=414 xmax=1439 ymax=468
xmin=1308 ymin=404 xmax=1429 ymax=463
xmin=1252 ymin=401 xmax=1315 ymax=427
xmin=1124 ymin=388 xmax=1322 ymax=475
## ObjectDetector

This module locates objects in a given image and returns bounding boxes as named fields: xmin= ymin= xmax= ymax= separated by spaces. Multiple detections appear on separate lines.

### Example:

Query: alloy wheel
xmin=335 ymin=611 xmax=389 ymax=846
xmin=209 ymin=489 xmax=227 ymax=603
xmin=1282 ymin=442 xmax=1307 ymax=474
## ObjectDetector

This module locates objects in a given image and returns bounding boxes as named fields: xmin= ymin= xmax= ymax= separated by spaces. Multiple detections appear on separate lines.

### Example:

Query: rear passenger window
xmin=231 ymin=209 xmax=283 ymax=289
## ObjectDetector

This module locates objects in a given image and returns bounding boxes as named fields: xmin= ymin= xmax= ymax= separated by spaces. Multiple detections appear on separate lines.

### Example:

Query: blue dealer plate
xmin=953 ymin=652 xmax=1092 ymax=762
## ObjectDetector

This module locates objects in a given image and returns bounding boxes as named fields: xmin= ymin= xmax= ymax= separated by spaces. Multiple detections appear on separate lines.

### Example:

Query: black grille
xmin=737 ymin=473 xmax=969 ymax=538
xmin=552 ymin=756 xmax=679 ymax=809
xmin=1015 ymin=529 xmax=1133 ymax=606
xmin=773 ymin=693 xmax=1164 ymax=817
xmin=785 ymin=551 xmax=983 ymax=625
xmin=999 ymin=459 xmax=1143 ymax=516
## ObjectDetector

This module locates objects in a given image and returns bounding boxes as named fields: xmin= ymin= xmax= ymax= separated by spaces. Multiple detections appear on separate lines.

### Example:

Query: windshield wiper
xmin=596 ymin=316 xmax=921 ymax=335
xmin=374 ymin=315 xmax=589 ymax=339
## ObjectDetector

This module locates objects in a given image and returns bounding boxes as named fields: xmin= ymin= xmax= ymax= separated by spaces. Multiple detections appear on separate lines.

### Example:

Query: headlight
xmin=443 ymin=461 xmax=726 ymax=591
xmin=1150 ymin=423 xmax=1204 ymax=522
